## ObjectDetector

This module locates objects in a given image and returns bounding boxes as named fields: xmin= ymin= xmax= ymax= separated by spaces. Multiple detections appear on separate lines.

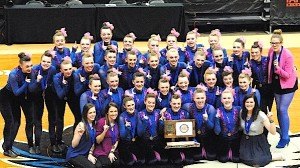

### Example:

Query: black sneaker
xmin=52 ymin=145 xmax=61 ymax=153
xmin=3 ymin=150 xmax=18 ymax=158
xmin=57 ymin=144 xmax=65 ymax=152
xmin=11 ymin=149 xmax=20 ymax=156
xmin=35 ymin=146 xmax=41 ymax=154
xmin=29 ymin=147 xmax=36 ymax=154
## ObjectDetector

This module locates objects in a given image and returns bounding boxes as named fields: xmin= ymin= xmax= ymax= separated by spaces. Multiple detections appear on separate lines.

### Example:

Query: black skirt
xmin=239 ymin=134 xmax=272 ymax=167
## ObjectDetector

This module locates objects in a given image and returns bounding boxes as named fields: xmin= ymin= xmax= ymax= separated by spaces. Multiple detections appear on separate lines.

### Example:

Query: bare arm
xmin=96 ymin=120 xmax=109 ymax=144
xmin=263 ymin=111 xmax=276 ymax=135
xmin=72 ymin=122 xmax=85 ymax=148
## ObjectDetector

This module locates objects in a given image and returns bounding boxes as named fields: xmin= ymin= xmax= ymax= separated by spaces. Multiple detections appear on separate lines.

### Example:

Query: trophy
xmin=164 ymin=119 xmax=200 ymax=149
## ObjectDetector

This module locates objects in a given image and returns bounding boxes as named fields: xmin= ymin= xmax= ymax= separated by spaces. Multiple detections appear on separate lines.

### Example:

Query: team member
xmin=51 ymin=28 xmax=73 ymax=71
xmin=118 ymin=97 xmax=144 ymax=166
xmin=66 ymin=103 xmax=101 ymax=168
xmin=267 ymin=29 xmax=298 ymax=148
xmin=53 ymin=58 xmax=80 ymax=153
xmin=183 ymin=88 xmax=217 ymax=161
xmin=94 ymin=22 xmax=118 ymax=66
xmin=0 ymin=52 xmax=34 ymax=157
xmin=214 ymin=89 xmax=241 ymax=163
xmin=30 ymin=51 xmax=56 ymax=154
xmin=94 ymin=102 xmax=120 ymax=167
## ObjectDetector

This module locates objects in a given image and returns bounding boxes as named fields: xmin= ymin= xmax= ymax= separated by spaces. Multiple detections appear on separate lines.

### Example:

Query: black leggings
xmin=32 ymin=92 xmax=44 ymax=146
xmin=69 ymin=155 xmax=102 ymax=168
xmin=217 ymin=136 xmax=240 ymax=163
xmin=0 ymin=87 xmax=33 ymax=149
xmin=96 ymin=153 xmax=120 ymax=168
xmin=119 ymin=140 xmax=145 ymax=166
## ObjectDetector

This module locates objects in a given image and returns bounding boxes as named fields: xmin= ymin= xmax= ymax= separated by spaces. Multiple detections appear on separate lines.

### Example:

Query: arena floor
xmin=0 ymin=31 xmax=299 ymax=167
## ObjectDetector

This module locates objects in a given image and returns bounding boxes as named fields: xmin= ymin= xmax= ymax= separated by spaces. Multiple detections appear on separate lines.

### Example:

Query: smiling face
xmin=194 ymin=54 xmax=206 ymax=67
xmin=233 ymin=42 xmax=243 ymax=56
xmin=100 ymin=28 xmax=112 ymax=43
xmin=124 ymin=100 xmax=135 ymax=114
xmin=54 ymin=35 xmax=65 ymax=49
xmin=148 ymin=55 xmax=159 ymax=69
xmin=245 ymin=97 xmax=255 ymax=112
xmin=223 ymin=74 xmax=233 ymax=88
xmin=40 ymin=55 xmax=52 ymax=70
xmin=105 ymin=52 xmax=117 ymax=66
xmin=213 ymin=50 xmax=224 ymax=64
xmin=251 ymin=47 xmax=262 ymax=61
xmin=186 ymin=33 xmax=196 ymax=48
xmin=270 ymin=37 xmax=282 ymax=53
xmin=193 ymin=92 xmax=206 ymax=109
xmin=126 ymin=54 xmax=137 ymax=68
xmin=107 ymin=75 xmax=119 ymax=90
xmin=221 ymin=92 xmax=234 ymax=110
xmin=239 ymin=76 xmax=250 ymax=91
xmin=87 ymin=107 xmax=96 ymax=123
xmin=170 ymin=97 xmax=181 ymax=112
xmin=82 ymin=56 xmax=94 ymax=72
xmin=158 ymin=81 xmax=170 ymax=96
xmin=167 ymin=50 xmax=179 ymax=67
xmin=166 ymin=35 xmax=177 ymax=48
xmin=107 ymin=106 xmax=118 ymax=121
xmin=145 ymin=97 xmax=156 ymax=112
xmin=133 ymin=76 xmax=145 ymax=91
xmin=205 ymin=73 xmax=217 ymax=88
xmin=177 ymin=76 xmax=189 ymax=91
xmin=20 ymin=61 xmax=33 ymax=74
xmin=80 ymin=38 xmax=91 ymax=52
xmin=123 ymin=36 xmax=134 ymax=50
xmin=60 ymin=62 xmax=73 ymax=78
xmin=89 ymin=79 xmax=101 ymax=95
xmin=209 ymin=35 xmax=219 ymax=48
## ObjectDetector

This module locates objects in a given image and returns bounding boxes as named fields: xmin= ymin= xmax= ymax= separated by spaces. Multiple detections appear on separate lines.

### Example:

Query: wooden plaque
xmin=164 ymin=119 xmax=196 ymax=139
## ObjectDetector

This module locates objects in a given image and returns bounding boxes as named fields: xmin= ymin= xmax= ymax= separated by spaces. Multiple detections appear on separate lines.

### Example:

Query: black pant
xmin=258 ymin=84 xmax=274 ymax=113
xmin=194 ymin=132 xmax=217 ymax=161
xmin=46 ymin=88 xmax=60 ymax=146
xmin=96 ymin=152 xmax=120 ymax=168
xmin=48 ymin=90 xmax=81 ymax=145
xmin=119 ymin=140 xmax=145 ymax=166
xmin=258 ymin=84 xmax=274 ymax=137
xmin=31 ymin=92 xmax=44 ymax=146
xmin=217 ymin=136 xmax=240 ymax=163
xmin=69 ymin=155 xmax=102 ymax=168
xmin=0 ymin=87 xmax=33 ymax=149
xmin=141 ymin=138 xmax=168 ymax=165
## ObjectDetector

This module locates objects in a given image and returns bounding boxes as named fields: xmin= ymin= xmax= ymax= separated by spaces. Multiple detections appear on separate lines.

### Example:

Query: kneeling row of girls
xmin=66 ymin=87 xmax=283 ymax=168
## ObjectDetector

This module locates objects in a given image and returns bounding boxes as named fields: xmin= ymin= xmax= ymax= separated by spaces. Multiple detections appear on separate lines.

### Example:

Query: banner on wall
xmin=270 ymin=0 xmax=300 ymax=25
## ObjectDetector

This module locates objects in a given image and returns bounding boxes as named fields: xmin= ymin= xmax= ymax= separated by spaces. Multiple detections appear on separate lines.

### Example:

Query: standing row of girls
xmin=0 ymin=22 xmax=297 ymax=168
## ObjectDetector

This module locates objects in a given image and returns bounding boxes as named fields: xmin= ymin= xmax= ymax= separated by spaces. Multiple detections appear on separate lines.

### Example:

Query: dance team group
xmin=0 ymin=22 xmax=298 ymax=167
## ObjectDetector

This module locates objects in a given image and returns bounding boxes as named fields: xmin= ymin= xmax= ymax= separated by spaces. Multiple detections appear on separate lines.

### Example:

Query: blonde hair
xmin=148 ymin=34 xmax=160 ymax=46
xmin=221 ymin=89 xmax=233 ymax=99
xmin=82 ymin=52 xmax=94 ymax=62
xmin=204 ymin=68 xmax=216 ymax=81
xmin=166 ymin=48 xmax=179 ymax=58
xmin=195 ymin=47 xmax=206 ymax=58
xmin=53 ymin=30 xmax=66 ymax=43
xmin=239 ymin=73 xmax=251 ymax=81
xmin=106 ymin=71 xmax=118 ymax=81
xmin=147 ymin=52 xmax=159 ymax=61
xmin=271 ymin=29 xmax=283 ymax=43
xmin=158 ymin=78 xmax=170 ymax=87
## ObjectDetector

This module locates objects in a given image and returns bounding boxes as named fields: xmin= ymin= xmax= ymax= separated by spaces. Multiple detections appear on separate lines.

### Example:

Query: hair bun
xmin=273 ymin=29 xmax=282 ymax=35
xmin=18 ymin=52 xmax=26 ymax=59
xmin=55 ymin=30 xmax=61 ymax=34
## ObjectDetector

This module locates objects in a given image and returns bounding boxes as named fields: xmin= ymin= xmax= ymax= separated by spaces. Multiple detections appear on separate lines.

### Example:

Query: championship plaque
xmin=164 ymin=119 xmax=196 ymax=139
xmin=164 ymin=119 xmax=199 ymax=149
